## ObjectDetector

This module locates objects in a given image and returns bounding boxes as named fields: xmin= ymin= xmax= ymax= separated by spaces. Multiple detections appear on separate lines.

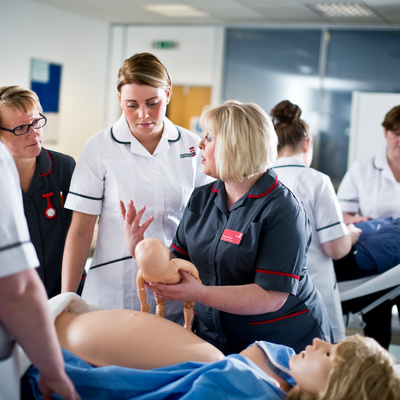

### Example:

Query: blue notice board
xmin=30 ymin=59 xmax=62 ymax=113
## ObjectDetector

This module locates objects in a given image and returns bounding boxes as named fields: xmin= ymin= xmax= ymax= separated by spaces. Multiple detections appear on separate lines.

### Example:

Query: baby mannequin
xmin=135 ymin=237 xmax=201 ymax=329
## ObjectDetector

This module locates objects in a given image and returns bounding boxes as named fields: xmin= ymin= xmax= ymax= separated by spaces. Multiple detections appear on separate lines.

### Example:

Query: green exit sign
xmin=152 ymin=41 xmax=178 ymax=49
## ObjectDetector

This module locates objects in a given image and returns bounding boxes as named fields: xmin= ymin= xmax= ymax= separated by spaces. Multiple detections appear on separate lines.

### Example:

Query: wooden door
xmin=167 ymin=85 xmax=211 ymax=136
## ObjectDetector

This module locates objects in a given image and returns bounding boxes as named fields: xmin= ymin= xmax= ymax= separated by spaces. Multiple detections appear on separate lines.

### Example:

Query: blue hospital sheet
xmin=21 ymin=341 xmax=296 ymax=399
xmin=354 ymin=218 xmax=400 ymax=273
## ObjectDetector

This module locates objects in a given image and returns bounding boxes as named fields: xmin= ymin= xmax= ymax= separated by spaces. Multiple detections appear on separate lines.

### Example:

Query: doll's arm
xmin=169 ymin=259 xmax=201 ymax=283
xmin=136 ymin=272 xmax=151 ymax=313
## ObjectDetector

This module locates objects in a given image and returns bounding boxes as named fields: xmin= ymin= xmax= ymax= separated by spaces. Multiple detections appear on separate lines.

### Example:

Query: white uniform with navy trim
xmin=0 ymin=143 xmax=39 ymax=400
xmin=337 ymin=148 xmax=400 ymax=219
xmin=273 ymin=156 xmax=348 ymax=341
xmin=65 ymin=115 xmax=212 ymax=322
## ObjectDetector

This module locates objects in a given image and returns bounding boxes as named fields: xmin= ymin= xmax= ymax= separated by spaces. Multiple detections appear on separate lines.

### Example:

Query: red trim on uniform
xmin=250 ymin=309 xmax=309 ymax=325
xmin=255 ymin=268 xmax=300 ymax=280
xmin=248 ymin=174 xmax=278 ymax=198
xmin=212 ymin=183 xmax=219 ymax=193
xmin=40 ymin=149 xmax=53 ymax=177
xmin=171 ymin=244 xmax=189 ymax=256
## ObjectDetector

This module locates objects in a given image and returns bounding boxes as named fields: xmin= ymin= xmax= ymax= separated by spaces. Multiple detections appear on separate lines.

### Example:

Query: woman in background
xmin=61 ymin=53 xmax=211 ymax=324
xmin=0 ymin=85 xmax=75 ymax=298
xmin=271 ymin=100 xmax=360 ymax=342
xmin=336 ymin=104 xmax=400 ymax=348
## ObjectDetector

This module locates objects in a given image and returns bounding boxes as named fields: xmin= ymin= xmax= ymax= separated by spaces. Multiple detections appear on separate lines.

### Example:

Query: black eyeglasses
xmin=0 ymin=113 xmax=47 ymax=136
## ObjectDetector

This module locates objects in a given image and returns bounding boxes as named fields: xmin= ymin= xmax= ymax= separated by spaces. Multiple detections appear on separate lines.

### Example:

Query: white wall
xmin=0 ymin=0 xmax=109 ymax=160
xmin=349 ymin=92 xmax=400 ymax=166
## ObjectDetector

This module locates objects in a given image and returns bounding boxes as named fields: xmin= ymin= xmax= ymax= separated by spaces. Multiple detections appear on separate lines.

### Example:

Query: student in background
xmin=0 ymin=85 xmax=76 ymax=298
xmin=61 ymin=53 xmax=211 ymax=324
xmin=337 ymin=105 xmax=400 ymax=348
xmin=271 ymin=100 xmax=361 ymax=342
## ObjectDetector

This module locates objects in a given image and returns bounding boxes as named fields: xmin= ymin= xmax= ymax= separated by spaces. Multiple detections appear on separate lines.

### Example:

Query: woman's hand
xmin=146 ymin=270 xmax=204 ymax=303
xmin=342 ymin=211 xmax=370 ymax=225
xmin=120 ymin=200 xmax=154 ymax=257
xmin=346 ymin=223 xmax=363 ymax=245
xmin=146 ymin=270 xmax=288 ymax=315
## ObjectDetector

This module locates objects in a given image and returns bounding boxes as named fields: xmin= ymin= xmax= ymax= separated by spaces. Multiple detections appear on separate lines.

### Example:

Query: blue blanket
xmin=354 ymin=218 xmax=400 ymax=273
xmin=21 ymin=342 xmax=296 ymax=399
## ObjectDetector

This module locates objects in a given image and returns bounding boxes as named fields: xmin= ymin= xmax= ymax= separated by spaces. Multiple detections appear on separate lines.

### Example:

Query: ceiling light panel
xmin=308 ymin=2 xmax=376 ymax=17
xmin=141 ymin=3 xmax=208 ymax=17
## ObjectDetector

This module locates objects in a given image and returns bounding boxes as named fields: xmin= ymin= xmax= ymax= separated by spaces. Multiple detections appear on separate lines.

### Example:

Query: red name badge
xmin=221 ymin=229 xmax=243 ymax=245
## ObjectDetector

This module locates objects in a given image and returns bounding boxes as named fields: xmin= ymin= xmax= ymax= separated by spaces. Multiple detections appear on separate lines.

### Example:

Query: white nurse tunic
xmin=0 ymin=143 xmax=39 ymax=400
xmin=65 ymin=115 xmax=212 ymax=323
xmin=273 ymin=156 xmax=348 ymax=341
xmin=337 ymin=148 xmax=400 ymax=219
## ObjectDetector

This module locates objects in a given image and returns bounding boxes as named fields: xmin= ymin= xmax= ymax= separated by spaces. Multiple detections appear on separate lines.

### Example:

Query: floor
xmin=345 ymin=306 xmax=400 ymax=362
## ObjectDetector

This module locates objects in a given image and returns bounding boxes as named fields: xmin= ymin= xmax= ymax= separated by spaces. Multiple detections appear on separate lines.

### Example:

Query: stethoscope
xmin=42 ymin=192 xmax=57 ymax=219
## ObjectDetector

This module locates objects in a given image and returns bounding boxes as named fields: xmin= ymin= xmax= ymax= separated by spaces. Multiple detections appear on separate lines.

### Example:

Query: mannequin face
xmin=198 ymin=131 xmax=217 ymax=178
xmin=385 ymin=127 xmax=400 ymax=162
xmin=289 ymin=338 xmax=337 ymax=396
xmin=0 ymin=107 xmax=43 ymax=162
xmin=118 ymin=83 xmax=171 ymax=142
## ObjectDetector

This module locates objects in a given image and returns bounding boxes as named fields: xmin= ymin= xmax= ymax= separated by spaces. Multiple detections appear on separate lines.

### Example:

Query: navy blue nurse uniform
xmin=22 ymin=147 xmax=75 ymax=298
xmin=170 ymin=169 xmax=333 ymax=354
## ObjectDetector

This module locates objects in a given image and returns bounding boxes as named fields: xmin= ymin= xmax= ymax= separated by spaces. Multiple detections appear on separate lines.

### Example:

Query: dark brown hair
xmin=382 ymin=105 xmax=400 ymax=131
xmin=270 ymin=100 xmax=309 ymax=153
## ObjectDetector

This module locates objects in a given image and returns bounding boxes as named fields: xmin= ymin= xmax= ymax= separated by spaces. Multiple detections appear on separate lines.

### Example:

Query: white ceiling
xmin=26 ymin=0 xmax=400 ymax=26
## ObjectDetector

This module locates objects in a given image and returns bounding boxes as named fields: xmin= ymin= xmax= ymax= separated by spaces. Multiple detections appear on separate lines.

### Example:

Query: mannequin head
xmin=135 ymin=237 xmax=180 ymax=283
xmin=287 ymin=335 xmax=400 ymax=400
xmin=135 ymin=238 xmax=169 ymax=275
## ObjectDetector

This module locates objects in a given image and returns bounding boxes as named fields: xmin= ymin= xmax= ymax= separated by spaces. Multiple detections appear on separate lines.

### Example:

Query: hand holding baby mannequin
xmin=135 ymin=237 xmax=201 ymax=329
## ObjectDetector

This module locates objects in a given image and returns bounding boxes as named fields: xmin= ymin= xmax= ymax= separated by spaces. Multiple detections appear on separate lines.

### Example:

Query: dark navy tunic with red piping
xmin=170 ymin=169 xmax=333 ymax=354
xmin=22 ymin=147 xmax=75 ymax=298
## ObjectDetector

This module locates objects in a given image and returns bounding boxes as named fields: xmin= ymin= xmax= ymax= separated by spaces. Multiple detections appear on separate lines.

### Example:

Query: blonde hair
xmin=0 ymin=85 xmax=42 ymax=125
xmin=287 ymin=335 xmax=400 ymax=400
xmin=199 ymin=100 xmax=278 ymax=181
xmin=117 ymin=52 xmax=172 ymax=92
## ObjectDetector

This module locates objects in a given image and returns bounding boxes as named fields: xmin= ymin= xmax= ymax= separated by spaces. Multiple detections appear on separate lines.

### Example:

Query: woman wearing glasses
xmin=0 ymin=85 xmax=76 ymax=298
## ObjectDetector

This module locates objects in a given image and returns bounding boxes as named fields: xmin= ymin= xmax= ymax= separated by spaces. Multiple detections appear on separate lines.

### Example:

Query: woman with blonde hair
xmin=61 ymin=52 xmax=211 ymax=324
xmin=122 ymin=100 xmax=333 ymax=355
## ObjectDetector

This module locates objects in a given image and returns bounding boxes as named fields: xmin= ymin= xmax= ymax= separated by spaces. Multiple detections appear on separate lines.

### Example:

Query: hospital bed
xmin=338 ymin=263 xmax=400 ymax=328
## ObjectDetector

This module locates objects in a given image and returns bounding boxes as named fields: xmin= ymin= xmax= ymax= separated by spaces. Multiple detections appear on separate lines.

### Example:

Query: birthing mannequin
xmin=54 ymin=307 xmax=290 ymax=391
xmin=135 ymin=237 xmax=201 ymax=329
xmin=55 ymin=308 xmax=224 ymax=369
